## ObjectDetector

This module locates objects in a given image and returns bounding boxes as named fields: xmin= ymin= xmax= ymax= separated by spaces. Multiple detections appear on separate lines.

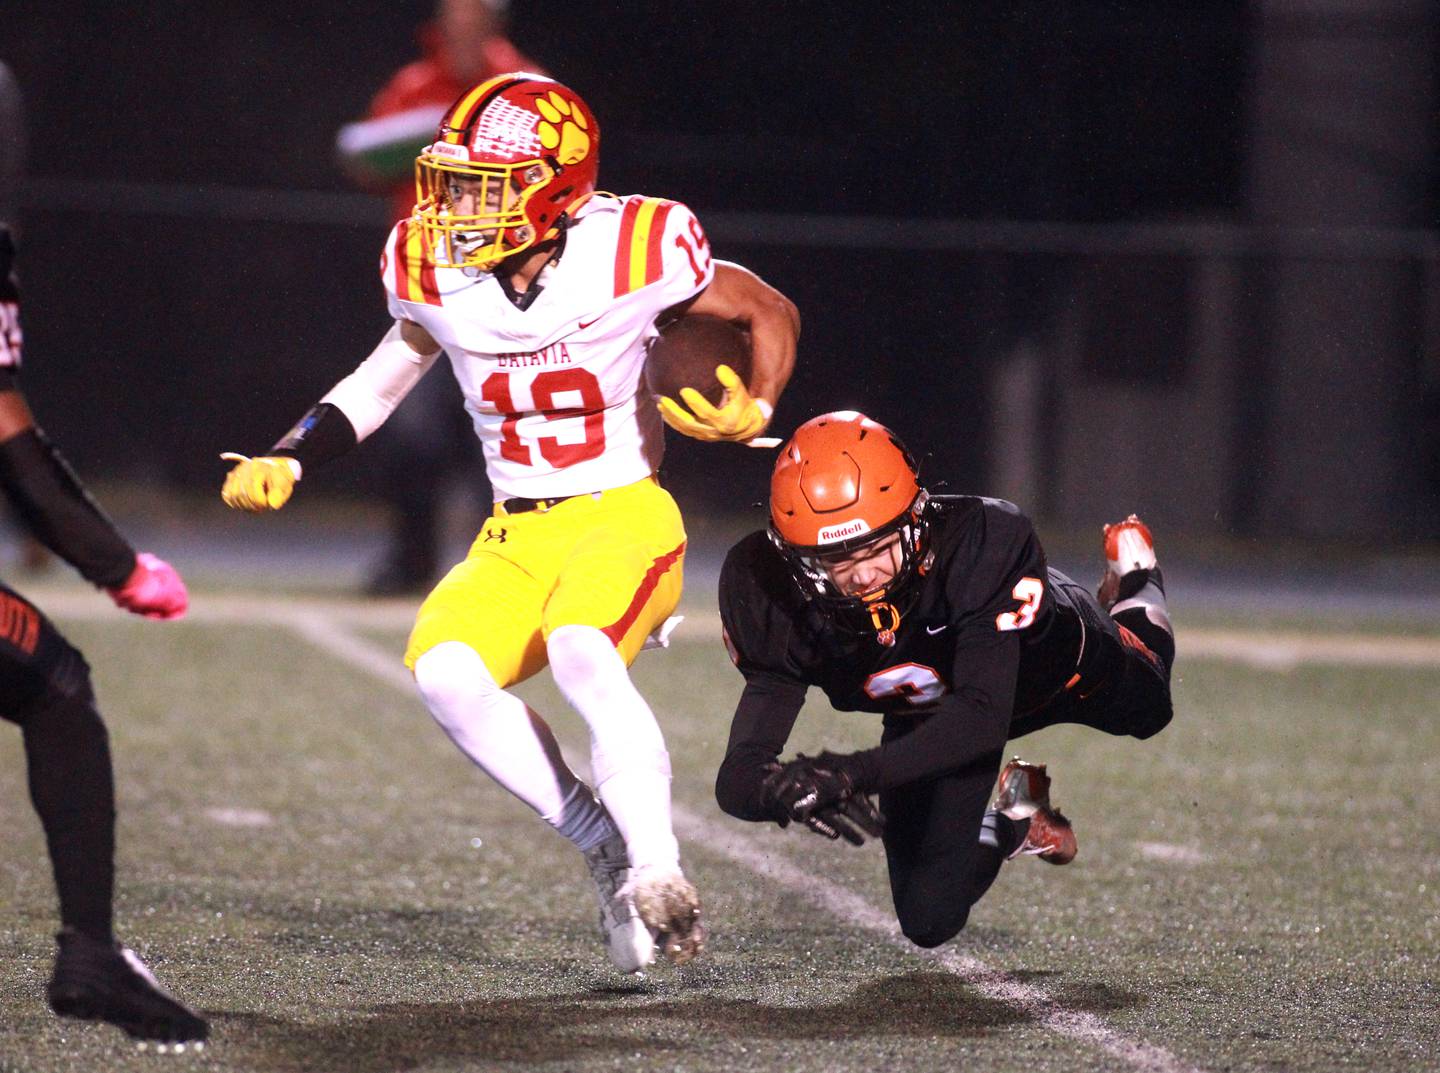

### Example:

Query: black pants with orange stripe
xmin=0 ymin=580 xmax=115 ymax=940
xmin=882 ymin=586 xmax=1175 ymax=949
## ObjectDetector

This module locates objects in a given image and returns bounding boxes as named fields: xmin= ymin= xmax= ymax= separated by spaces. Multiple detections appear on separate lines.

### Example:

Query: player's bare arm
xmin=654 ymin=261 xmax=799 ymax=444
xmin=399 ymin=317 xmax=440 ymax=355
xmin=683 ymin=260 xmax=799 ymax=410
xmin=220 ymin=319 xmax=441 ymax=511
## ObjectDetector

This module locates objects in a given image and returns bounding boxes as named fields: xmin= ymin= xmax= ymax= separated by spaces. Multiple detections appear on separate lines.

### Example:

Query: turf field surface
xmin=1 ymin=585 xmax=1437 ymax=1073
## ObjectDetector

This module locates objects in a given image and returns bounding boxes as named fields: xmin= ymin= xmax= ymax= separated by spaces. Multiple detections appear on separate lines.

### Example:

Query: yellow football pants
xmin=404 ymin=475 xmax=686 ymax=687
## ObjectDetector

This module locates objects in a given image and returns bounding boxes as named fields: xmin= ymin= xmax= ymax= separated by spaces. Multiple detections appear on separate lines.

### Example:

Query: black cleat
xmin=48 ymin=929 xmax=209 ymax=1043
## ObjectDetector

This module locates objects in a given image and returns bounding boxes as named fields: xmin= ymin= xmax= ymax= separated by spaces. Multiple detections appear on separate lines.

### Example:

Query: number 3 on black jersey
xmin=864 ymin=662 xmax=946 ymax=705
xmin=995 ymin=577 xmax=1044 ymax=632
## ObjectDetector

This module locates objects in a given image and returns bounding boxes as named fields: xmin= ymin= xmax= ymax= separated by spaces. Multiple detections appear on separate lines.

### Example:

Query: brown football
xmin=645 ymin=314 xmax=753 ymax=408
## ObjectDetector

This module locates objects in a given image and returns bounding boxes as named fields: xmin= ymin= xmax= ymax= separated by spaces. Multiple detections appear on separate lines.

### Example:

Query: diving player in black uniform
xmin=0 ymin=204 xmax=208 ymax=1041
xmin=715 ymin=410 xmax=1174 ymax=948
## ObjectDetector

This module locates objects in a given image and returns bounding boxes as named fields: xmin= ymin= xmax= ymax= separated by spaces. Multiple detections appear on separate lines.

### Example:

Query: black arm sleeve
xmin=715 ymin=532 xmax=811 ymax=821
xmin=270 ymin=402 xmax=358 ymax=470
xmin=714 ymin=674 xmax=808 ymax=821
xmin=0 ymin=425 xmax=136 ymax=587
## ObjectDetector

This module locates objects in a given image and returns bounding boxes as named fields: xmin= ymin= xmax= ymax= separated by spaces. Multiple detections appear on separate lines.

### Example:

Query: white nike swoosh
xmin=926 ymin=624 xmax=949 ymax=635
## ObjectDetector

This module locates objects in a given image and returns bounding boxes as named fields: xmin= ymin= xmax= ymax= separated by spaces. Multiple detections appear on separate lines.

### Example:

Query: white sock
xmin=413 ymin=641 xmax=617 ymax=849
xmin=547 ymin=624 xmax=680 ymax=872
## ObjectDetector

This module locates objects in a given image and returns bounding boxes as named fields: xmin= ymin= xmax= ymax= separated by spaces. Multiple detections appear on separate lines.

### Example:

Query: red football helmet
xmin=414 ymin=73 xmax=600 ymax=270
xmin=769 ymin=411 xmax=931 ymax=643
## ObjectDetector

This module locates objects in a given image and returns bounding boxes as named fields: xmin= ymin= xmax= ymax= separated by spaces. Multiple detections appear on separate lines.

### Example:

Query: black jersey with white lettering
xmin=0 ymin=224 xmax=136 ymax=588
xmin=721 ymin=496 xmax=1112 ymax=718
xmin=716 ymin=496 xmax=1116 ymax=811
xmin=0 ymin=224 xmax=21 ymax=371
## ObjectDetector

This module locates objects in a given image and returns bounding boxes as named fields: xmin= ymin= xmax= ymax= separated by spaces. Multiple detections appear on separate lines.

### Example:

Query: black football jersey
xmin=0 ymin=224 xmax=21 ymax=370
xmin=0 ymin=223 xmax=135 ymax=589
xmin=717 ymin=496 xmax=1114 ymax=805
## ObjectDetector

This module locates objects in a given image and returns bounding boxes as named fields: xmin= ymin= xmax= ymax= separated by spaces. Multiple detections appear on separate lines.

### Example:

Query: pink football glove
xmin=108 ymin=552 xmax=188 ymax=620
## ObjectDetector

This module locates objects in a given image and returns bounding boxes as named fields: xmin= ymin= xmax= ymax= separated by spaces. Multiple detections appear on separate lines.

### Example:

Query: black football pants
xmin=878 ymin=743 xmax=1020 ymax=948
xmin=1010 ymin=582 xmax=1175 ymax=742
xmin=0 ymin=581 xmax=115 ymax=940
xmin=881 ymin=586 xmax=1176 ymax=949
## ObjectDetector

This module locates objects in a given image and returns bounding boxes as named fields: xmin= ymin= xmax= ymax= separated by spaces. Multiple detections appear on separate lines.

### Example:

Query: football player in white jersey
xmin=221 ymin=73 xmax=799 ymax=972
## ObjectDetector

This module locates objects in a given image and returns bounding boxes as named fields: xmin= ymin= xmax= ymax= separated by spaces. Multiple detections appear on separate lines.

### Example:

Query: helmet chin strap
xmin=864 ymin=596 xmax=901 ymax=648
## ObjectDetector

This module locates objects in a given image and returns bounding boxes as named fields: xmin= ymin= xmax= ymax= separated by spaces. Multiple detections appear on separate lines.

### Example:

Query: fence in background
xmin=17 ymin=179 xmax=1440 ymax=541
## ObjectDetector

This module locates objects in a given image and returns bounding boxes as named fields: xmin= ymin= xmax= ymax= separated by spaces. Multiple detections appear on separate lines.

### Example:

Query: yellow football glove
xmin=219 ymin=453 xmax=300 ymax=512
xmin=656 ymin=364 xmax=772 ymax=443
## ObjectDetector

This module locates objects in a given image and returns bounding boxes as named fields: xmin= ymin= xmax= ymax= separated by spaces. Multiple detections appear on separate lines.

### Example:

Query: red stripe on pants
xmin=602 ymin=540 xmax=686 ymax=646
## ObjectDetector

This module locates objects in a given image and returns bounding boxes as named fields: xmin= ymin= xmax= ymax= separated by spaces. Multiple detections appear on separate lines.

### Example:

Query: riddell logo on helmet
xmin=818 ymin=519 xmax=870 ymax=544
xmin=429 ymin=142 xmax=469 ymax=160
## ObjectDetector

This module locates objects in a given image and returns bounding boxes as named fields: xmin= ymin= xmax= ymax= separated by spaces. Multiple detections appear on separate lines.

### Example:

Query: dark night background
xmin=2 ymin=1 xmax=1437 ymax=543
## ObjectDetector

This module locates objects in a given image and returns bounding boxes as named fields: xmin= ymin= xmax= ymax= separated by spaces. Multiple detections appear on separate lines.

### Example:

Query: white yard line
xmin=203 ymin=807 xmax=275 ymax=828
xmin=675 ymin=811 xmax=1203 ymax=1073
xmin=30 ymin=588 xmax=423 ymax=630
xmin=29 ymin=586 xmax=1440 ymax=670
xmin=1136 ymin=842 xmax=1209 ymax=865
xmin=278 ymin=608 xmax=1203 ymax=1073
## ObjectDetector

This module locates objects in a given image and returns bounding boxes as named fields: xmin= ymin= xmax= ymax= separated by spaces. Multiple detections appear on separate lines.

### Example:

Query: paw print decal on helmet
xmin=416 ymin=74 xmax=601 ymax=270
xmin=535 ymin=91 xmax=591 ymax=166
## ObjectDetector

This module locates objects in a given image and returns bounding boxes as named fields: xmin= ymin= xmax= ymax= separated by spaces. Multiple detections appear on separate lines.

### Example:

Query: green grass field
xmin=1 ymin=583 xmax=1437 ymax=1073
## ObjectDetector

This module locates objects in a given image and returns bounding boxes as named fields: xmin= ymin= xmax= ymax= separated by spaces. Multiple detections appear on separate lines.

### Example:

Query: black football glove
xmin=759 ymin=753 xmax=885 ymax=846
xmin=804 ymin=796 xmax=887 ymax=846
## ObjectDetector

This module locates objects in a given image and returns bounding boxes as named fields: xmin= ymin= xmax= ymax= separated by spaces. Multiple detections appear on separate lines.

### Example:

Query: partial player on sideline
xmin=715 ymin=411 xmax=1173 ymax=947
xmin=0 ymin=221 xmax=206 ymax=1040
xmin=221 ymin=74 xmax=798 ymax=971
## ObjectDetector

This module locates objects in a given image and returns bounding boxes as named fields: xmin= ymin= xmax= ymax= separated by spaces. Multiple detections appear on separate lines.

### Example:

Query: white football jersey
xmin=381 ymin=194 xmax=716 ymax=500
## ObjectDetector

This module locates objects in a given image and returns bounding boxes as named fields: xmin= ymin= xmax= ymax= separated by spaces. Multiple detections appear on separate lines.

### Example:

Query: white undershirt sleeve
xmin=320 ymin=321 xmax=442 ymax=441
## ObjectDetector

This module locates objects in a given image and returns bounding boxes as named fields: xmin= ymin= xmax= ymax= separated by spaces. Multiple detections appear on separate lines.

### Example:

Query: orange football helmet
xmin=769 ymin=411 xmax=931 ymax=644
xmin=414 ymin=73 xmax=599 ymax=270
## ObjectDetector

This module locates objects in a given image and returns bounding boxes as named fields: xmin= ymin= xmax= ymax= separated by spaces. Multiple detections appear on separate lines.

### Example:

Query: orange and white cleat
xmin=994 ymin=758 xmax=1077 ymax=865
xmin=1097 ymin=514 xmax=1157 ymax=610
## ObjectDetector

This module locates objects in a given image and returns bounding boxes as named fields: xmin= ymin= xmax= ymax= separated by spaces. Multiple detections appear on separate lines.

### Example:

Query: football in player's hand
xmin=645 ymin=315 xmax=752 ymax=407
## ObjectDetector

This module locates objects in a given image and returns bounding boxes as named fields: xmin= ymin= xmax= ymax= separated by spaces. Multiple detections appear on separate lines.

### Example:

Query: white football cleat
xmin=621 ymin=865 xmax=705 ymax=966
xmin=1097 ymin=514 xmax=1157 ymax=610
xmin=583 ymin=835 xmax=656 ymax=973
